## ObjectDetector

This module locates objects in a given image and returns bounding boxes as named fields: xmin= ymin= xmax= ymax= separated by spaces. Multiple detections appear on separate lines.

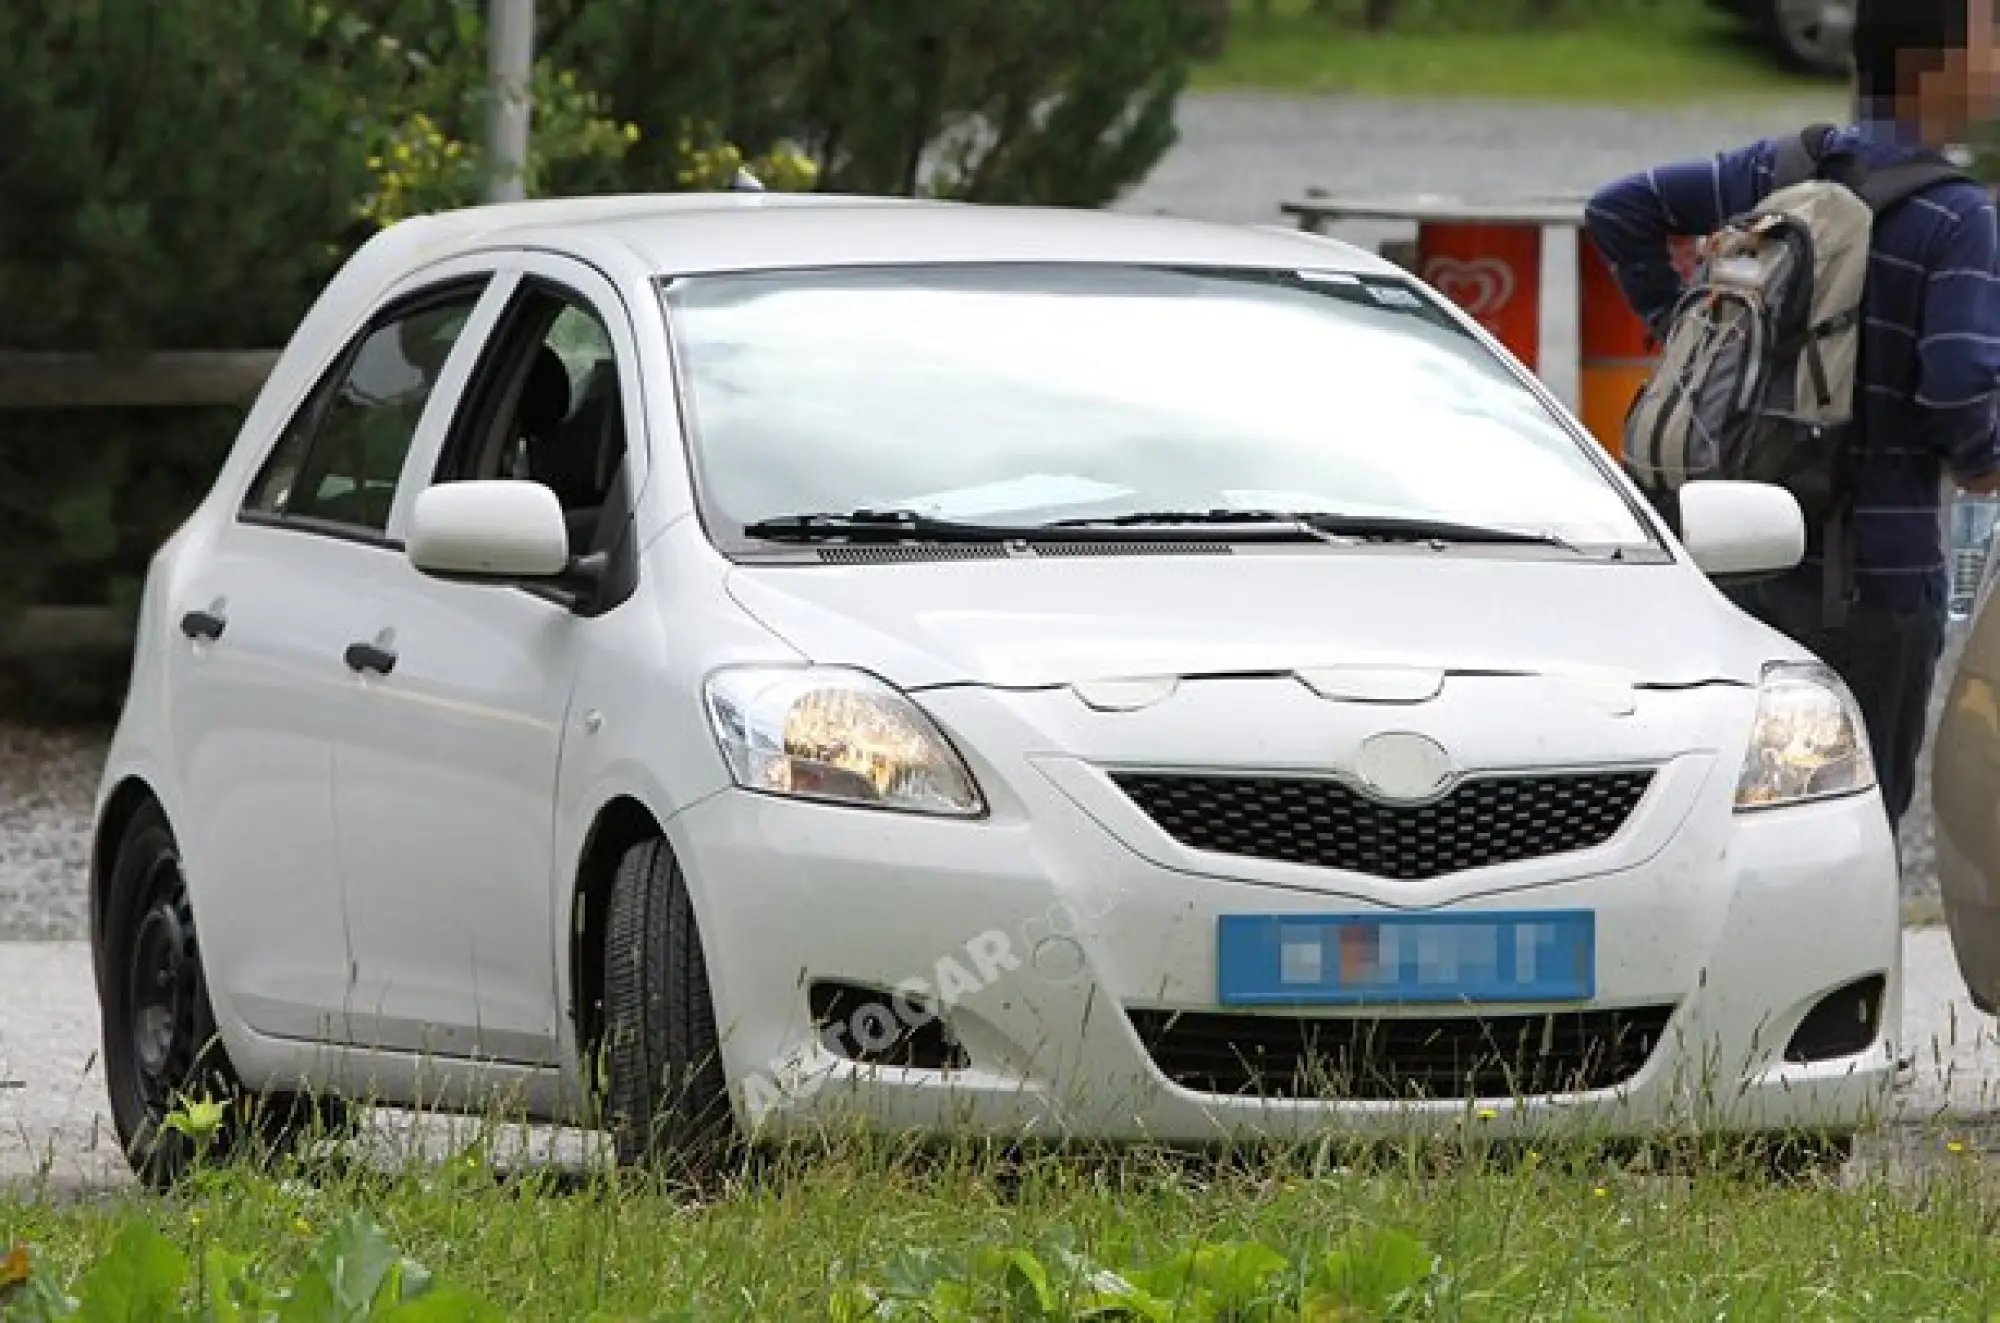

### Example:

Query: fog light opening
xmin=808 ymin=979 xmax=971 ymax=1071
xmin=1783 ymin=974 xmax=1885 ymax=1065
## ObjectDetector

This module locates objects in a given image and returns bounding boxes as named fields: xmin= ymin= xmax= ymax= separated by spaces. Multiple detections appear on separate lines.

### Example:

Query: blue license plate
xmin=1216 ymin=911 xmax=1595 ymax=1006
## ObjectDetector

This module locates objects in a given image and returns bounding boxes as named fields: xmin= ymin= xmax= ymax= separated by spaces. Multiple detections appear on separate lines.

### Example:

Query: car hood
xmin=722 ymin=552 xmax=1793 ymax=692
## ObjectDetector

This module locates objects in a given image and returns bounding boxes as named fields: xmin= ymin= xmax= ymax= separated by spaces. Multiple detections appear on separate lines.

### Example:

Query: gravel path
xmin=0 ymin=725 xmax=104 ymax=941
xmin=0 ymin=91 xmax=1967 ymax=942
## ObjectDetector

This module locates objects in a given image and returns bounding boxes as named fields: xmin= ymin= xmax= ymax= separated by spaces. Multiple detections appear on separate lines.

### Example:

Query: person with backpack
xmin=1582 ymin=0 xmax=2000 ymax=839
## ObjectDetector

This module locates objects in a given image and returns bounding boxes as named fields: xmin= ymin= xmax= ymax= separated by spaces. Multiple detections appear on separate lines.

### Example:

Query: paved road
xmin=1 ymin=933 xmax=1992 ymax=1193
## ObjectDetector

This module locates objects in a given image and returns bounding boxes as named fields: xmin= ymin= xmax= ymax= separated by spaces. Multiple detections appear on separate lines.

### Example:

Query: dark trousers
xmin=1725 ymin=576 xmax=1945 ymax=832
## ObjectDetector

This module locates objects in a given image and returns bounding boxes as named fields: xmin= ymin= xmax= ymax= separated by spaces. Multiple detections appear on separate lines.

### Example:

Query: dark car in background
xmin=1712 ymin=0 xmax=1853 ymax=76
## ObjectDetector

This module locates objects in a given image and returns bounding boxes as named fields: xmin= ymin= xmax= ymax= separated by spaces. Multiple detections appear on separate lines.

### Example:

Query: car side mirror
xmin=406 ymin=480 xmax=573 ymax=583
xmin=1677 ymin=480 xmax=1805 ymax=579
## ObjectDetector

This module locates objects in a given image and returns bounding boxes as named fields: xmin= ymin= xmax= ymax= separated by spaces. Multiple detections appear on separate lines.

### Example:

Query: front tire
xmin=601 ymin=838 xmax=736 ymax=1187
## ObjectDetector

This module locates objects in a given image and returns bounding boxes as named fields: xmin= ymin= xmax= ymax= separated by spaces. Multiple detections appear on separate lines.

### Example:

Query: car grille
xmin=1126 ymin=1004 xmax=1676 ymax=1101
xmin=1109 ymin=770 xmax=1653 ymax=880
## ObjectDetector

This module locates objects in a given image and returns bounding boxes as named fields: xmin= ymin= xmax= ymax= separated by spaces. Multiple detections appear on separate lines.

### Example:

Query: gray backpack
xmin=1623 ymin=125 xmax=1971 ymax=626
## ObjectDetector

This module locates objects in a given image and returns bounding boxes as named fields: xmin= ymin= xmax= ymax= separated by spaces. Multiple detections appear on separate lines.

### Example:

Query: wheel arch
xmin=89 ymin=775 xmax=167 ymax=991
xmin=566 ymin=793 xmax=668 ymax=1088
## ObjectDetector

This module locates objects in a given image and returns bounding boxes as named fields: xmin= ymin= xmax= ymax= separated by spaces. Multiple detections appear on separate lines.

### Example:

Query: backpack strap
xmin=1771 ymin=123 xmax=1840 ymax=190
xmin=1854 ymin=156 xmax=1978 ymax=213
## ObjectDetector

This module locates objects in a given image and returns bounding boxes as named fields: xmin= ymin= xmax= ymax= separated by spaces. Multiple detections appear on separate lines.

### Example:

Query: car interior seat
xmin=508 ymin=345 xmax=599 ymax=557
xmin=542 ymin=357 xmax=624 ymax=557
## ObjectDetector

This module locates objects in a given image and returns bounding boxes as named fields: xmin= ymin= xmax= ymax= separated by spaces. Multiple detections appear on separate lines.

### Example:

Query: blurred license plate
xmin=1216 ymin=911 xmax=1594 ymax=1006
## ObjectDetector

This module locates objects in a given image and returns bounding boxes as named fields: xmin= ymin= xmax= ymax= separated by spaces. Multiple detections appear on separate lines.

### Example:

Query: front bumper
xmin=667 ymin=685 xmax=1902 ymax=1146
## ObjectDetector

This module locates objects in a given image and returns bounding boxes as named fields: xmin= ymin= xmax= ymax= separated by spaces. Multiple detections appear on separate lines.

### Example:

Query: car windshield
xmin=659 ymin=263 xmax=1658 ymax=549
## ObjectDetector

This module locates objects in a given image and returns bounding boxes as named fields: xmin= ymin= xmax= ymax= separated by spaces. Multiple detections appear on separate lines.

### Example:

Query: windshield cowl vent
xmin=1029 ymin=540 xmax=1234 ymax=558
xmin=813 ymin=541 xmax=1238 ymax=564
xmin=816 ymin=544 xmax=1010 ymax=564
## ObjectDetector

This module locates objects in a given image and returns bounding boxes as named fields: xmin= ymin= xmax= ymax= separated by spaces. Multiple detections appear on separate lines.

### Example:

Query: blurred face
xmin=1901 ymin=0 xmax=2000 ymax=140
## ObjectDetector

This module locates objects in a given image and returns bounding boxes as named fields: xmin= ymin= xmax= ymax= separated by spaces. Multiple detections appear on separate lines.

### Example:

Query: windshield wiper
xmin=1048 ymin=509 xmax=1584 ymax=553
xmin=743 ymin=508 xmax=1329 ymax=545
xmin=741 ymin=510 xmax=1009 ymax=543
xmin=1295 ymin=512 xmax=1583 ymax=553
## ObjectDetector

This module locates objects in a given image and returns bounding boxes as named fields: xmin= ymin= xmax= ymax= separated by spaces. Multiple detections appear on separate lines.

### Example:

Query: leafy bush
xmin=542 ymin=0 xmax=1195 ymax=204
xmin=0 ymin=0 xmax=1192 ymax=712
xmin=838 ymin=1225 xmax=1440 ymax=1320
xmin=1 ymin=1212 xmax=499 ymax=1321
xmin=0 ymin=1214 xmax=1436 ymax=1322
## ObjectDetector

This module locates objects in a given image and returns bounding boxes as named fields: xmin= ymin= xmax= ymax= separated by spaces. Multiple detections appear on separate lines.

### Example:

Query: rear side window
xmin=245 ymin=287 xmax=484 ymax=536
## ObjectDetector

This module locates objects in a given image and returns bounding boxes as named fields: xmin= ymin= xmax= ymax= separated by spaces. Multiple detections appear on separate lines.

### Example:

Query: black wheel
xmin=100 ymin=802 xmax=247 ymax=1187
xmin=99 ymin=802 xmax=354 ymax=1187
xmin=601 ymin=837 xmax=736 ymax=1187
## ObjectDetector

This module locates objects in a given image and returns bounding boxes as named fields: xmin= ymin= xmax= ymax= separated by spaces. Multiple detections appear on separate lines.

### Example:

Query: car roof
xmin=364 ymin=192 xmax=1400 ymax=282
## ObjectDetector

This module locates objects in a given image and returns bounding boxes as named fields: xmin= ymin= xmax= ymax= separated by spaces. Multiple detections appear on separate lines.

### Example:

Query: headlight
xmin=1733 ymin=661 xmax=1876 ymax=810
xmin=703 ymin=666 xmax=986 ymax=817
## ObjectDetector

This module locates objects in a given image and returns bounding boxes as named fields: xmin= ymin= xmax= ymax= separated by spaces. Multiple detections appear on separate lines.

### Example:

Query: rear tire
xmin=99 ymin=802 xmax=352 ymax=1188
xmin=601 ymin=837 xmax=736 ymax=1187
xmin=101 ymin=802 xmax=249 ymax=1188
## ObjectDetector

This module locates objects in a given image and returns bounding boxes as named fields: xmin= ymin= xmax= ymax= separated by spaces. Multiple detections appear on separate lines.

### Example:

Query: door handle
xmin=179 ymin=609 xmax=226 ymax=641
xmin=343 ymin=641 xmax=397 ymax=676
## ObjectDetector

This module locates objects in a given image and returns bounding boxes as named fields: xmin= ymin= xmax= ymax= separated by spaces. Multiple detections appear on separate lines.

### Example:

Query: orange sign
xmin=1577 ymin=233 xmax=1702 ymax=460
xmin=1417 ymin=222 xmax=1543 ymax=371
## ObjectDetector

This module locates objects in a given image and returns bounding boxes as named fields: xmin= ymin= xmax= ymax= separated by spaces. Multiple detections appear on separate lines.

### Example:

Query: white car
xmin=89 ymin=191 xmax=1900 ymax=1188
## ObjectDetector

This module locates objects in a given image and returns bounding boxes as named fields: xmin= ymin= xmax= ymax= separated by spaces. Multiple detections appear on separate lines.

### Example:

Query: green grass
xmin=6 ymin=1132 xmax=2000 ymax=1319
xmin=1196 ymin=1 xmax=1849 ymax=104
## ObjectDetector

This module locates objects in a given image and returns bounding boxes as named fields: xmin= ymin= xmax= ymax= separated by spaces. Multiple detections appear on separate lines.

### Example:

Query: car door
xmin=331 ymin=253 xmax=646 ymax=1068
xmin=166 ymin=274 xmax=503 ymax=1046
xmin=1933 ymin=573 xmax=2000 ymax=1019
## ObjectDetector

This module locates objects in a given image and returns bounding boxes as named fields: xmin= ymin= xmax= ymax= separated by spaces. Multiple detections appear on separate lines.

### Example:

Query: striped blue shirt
xmin=1585 ymin=121 xmax=2000 ymax=613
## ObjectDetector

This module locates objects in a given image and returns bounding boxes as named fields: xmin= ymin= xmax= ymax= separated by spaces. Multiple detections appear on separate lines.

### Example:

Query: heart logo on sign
xmin=1420 ymin=256 xmax=1517 ymax=320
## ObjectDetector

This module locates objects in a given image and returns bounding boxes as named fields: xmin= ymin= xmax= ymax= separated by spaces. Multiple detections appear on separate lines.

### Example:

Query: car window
xmin=660 ymin=263 xmax=1658 ymax=550
xmin=244 ymin=290 xmax=483 ymax=534
xmin=435 ymin=284 xmax=627 ymax=558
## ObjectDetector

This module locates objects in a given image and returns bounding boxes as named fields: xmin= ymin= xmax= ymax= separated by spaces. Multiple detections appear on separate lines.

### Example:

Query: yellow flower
xmin=294 ymin=1217 xmax=312 ymax=1235
xmin=1476 ymin=1108 xmax=1498 ymax=1121
xmin=1947 ymin=1140 xmax=1967 ymax=1154
xmin=1591 ymin=1186 xmax=1609 ymax=1198
xmin=624 ymin=123 xmax=641 ymax=144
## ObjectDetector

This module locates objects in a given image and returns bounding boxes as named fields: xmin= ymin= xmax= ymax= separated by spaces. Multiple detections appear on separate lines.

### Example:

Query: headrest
xmin=517 ymin=346 xmax=572 ymax=437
